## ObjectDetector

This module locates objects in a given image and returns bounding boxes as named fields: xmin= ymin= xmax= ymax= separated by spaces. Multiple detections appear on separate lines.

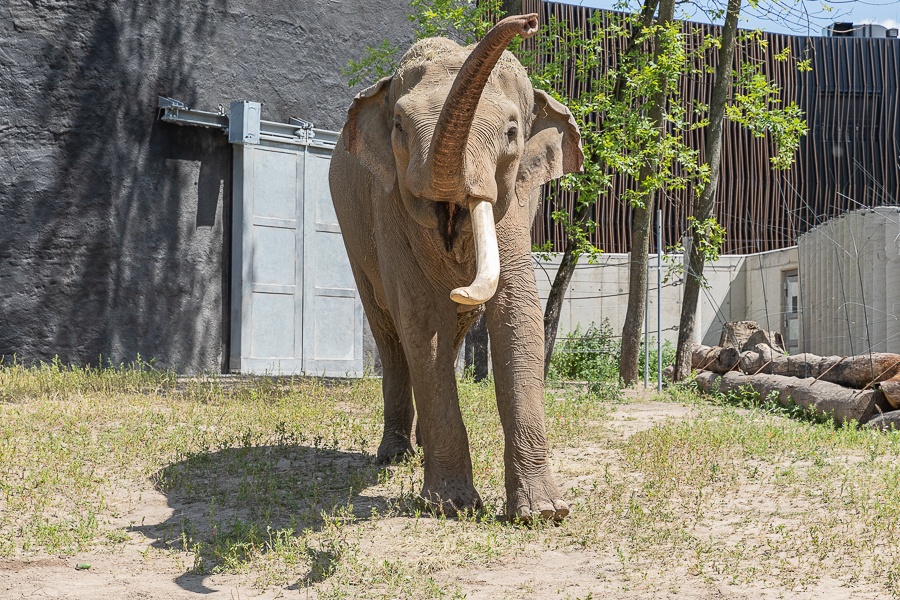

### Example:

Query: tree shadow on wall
xmin=132 ymin=443 xmax=392 ymax=594
xmin=3 ymin=0 xmax=231 ymax=372
xmin=4 ymin=0 xmax=416 ymax=373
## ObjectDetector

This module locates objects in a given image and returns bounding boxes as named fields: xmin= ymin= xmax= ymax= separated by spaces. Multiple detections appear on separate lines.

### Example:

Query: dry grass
xmin=3 ymin=361 xmax=900 ymax=598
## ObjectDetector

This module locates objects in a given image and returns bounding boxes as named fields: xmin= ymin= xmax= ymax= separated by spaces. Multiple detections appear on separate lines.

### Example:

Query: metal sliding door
xmin=230 ymin=116 xmax=362 ymax=376
xmin=301 ymin=147 xmax=364 ymax=376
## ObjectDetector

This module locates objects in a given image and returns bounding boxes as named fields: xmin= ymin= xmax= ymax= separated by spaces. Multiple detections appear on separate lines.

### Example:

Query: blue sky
xmin=557 ymin=0 xmax=900 ymax=36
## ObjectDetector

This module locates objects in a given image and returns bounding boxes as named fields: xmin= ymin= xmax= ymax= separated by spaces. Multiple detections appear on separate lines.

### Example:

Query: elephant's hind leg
xmin=373 ymin=326 xmax=416 ymax=464
xmin=351 ymin=265 xmax=415 ymax=464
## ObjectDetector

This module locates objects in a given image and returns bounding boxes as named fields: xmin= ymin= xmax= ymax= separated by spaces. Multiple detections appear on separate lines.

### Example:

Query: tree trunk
xmin=543 ymin=235 xmax=580 ymax=378
xmin=620 ymin=202 xmax=653 ymax=385
xmin=618 ymin=0 xmax=675 ymax=385
xmin=540 ymin=0 xmax=659 ymax=378
xmin=464 ymin=312 xmax=489 ymax=382
xmin=673 ymin=0 xmax=742 ymax=381
xmin=694 ymin=370 xmax=877 ymax=426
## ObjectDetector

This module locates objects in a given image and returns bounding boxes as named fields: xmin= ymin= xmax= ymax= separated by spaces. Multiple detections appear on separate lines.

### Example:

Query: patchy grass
xmin=4 ymin=362 xmax=900 ymax=597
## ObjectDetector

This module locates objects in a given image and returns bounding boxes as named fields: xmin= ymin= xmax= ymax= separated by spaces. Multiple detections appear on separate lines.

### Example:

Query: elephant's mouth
xmin=434 ymin=201 xmax=470 ymax=252
xmin=426 ymin=196 xmax=499 ymax=306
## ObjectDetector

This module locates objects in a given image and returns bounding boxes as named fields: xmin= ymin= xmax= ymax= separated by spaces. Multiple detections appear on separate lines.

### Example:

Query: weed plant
xmin=547 ymin=320 xmax=674 ymax=396
xmin=548 ymin=321 xmax=619 ymax=384
xmin=0 ymin=355 xmax=175 ymax=400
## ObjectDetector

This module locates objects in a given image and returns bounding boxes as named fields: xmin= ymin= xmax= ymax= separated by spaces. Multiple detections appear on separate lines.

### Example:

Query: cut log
xmin=873 ymin=389 xmax=895 ymax=415
xmin=743 ymin=329 xmax=786 ymax=354
xmin=765 ymin=353 xmax=900 ymax=389
xmin=691 ymin=346 xmax=900 ymax=390
xmin=694 ymin=370 xmax=877 ymax=425
xmin=690 ymin=344 xmax=741 ymax=374
xmin=739 ymin=343 xmax=774 ymax=373
xmin=719 ymin=321 xmax=760 ymax=350
xmin=663 ymin=365 xmax=674 ymax=381
xmin=864 ymin=410 xmax=900 ymax=431
xmin=880 ymin=375 xmax=900 ymax=409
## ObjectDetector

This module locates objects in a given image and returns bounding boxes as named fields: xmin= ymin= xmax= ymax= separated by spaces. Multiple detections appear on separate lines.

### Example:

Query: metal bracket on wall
xmin=157 ymin=96 xmax=337 ymax=149
xmin=158 ymin=96 xmax=229 ymax=131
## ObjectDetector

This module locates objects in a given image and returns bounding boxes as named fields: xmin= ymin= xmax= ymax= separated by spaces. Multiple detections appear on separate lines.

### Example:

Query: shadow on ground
xmin=132 ymin=444 xmax=391 ymax=593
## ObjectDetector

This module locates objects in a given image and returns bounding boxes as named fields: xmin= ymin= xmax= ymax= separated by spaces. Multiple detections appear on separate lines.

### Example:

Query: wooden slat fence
xmin=522 ymin=0 xmax=900 ymax=254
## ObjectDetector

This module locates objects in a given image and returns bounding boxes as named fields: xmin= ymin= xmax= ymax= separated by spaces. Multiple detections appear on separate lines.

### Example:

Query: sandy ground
xmin=0 ymin=396 xmax=891 ymax=599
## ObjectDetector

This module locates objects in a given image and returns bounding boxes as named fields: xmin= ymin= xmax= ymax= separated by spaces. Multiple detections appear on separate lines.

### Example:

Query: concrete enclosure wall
xmin=0 ymin=0 xmax=411 ymax=372
xmin=534 ymin=248 xmax=799 ymax=349
xmin=799 ymin=208 xmax=900 ymax=355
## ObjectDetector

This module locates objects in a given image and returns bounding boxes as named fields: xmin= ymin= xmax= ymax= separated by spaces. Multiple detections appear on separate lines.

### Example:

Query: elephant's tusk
xmin=450 ymin=199 xmax=500 ymax=306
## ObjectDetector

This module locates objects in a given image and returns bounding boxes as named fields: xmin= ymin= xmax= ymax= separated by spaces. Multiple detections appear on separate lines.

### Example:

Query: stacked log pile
xmin=685 ymin=343 xmax=900 ymax=428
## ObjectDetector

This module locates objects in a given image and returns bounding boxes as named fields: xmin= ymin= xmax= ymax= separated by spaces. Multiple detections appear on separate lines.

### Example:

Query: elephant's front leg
xmin=485 ymin=250 xmax=569 ymax=522
xmin=396 ymin=298 xmax=482 ymax=515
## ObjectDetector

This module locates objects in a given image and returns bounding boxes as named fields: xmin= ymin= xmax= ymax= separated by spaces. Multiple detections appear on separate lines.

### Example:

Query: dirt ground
xmin=0 ymin=395 xmax=891 ymax=599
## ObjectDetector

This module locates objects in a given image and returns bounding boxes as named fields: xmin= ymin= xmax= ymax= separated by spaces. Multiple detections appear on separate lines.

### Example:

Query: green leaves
xmin=343 ymin=40 xmax=402 ymax=88
xmin=689 ymin=216 xmax=726 ymax=263
xmin=408 ymin=0 xmax=502 ymax=44
xmin=525 ymin=9 xmax=705 ymax=232
xmin=727 ymin=61 xmax=807 ymax=169
xmin=343 ymin=0 xmax=504 ymax=88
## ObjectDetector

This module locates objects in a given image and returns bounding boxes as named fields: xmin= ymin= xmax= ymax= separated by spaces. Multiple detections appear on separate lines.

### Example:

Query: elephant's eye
xmin=393 ymin=117 xmax=403 ymax=133
xmin=506 ymin=125 xmax=518 ymax=142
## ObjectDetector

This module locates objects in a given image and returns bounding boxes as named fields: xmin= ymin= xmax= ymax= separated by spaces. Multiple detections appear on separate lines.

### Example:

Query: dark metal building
xmin=525 ymin=0 xmax=900 ymax=255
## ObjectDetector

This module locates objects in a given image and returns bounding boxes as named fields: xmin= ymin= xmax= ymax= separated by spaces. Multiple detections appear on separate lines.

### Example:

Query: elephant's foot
xmin=376 ymin=432 xmax=414 ymax=465
xmin=508 ymin=474 xmax=569 ymax=522
xmin=419 ymin=481 xmax=483 ymax=516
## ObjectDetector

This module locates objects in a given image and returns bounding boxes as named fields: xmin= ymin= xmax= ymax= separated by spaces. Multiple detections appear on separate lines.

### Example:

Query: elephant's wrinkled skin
xmin=328 ymin=15 xmax=583 ymax=521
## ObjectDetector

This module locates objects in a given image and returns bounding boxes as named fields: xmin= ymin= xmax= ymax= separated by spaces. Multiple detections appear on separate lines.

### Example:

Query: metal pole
xmin=644 ymin=259 xmax=649 ymax=389
xmin=657 ymin=209 xmax=663 ymax=392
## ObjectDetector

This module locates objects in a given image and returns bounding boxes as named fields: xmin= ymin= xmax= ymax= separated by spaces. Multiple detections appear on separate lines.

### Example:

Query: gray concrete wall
xmin=0 ymin=0 xmax=411 ymax=372
xmin=799 ymin=207 xmax=900 ymax=355
xmin=739 ymin=247 xmax=798 ymax=346
xmin=534 ymin=248 xmax=798 ymax=349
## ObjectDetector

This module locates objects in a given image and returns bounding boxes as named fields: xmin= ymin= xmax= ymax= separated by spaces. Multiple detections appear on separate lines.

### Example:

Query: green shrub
xmin=548 ymin=321 xmax=619 ymax=383
xmin=639 ymin=339 xmax=676 ymax=384
xmin=548 ymin=320 xmax=676 ymax=388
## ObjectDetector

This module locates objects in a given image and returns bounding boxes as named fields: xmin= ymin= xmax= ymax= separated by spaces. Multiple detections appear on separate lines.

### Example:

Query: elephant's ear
xmin=343 ymin=76 xmax=395 ymax=194
xmin=516 ymin=89 xmax=583 ymax=204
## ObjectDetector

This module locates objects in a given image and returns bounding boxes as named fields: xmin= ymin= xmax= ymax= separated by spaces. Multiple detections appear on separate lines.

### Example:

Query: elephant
xmin=329 ymin=14 xmax=583 ymax=521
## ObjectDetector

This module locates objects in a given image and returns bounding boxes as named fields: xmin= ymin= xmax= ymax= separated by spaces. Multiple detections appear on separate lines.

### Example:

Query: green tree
xmin=524 ymin=0 xmax=805 ymax=384
xmin=345 ymin=0 xmax=806 ymax=384
xmin=617 ymin=0 xmax=678 ymax=385
xmin=529 ymin=0 xmax=668 ymax=377
xmin=672 ymin=3 xmax=808 ymax=381
xmin=673 ymin=0 xmax=743 ymax=381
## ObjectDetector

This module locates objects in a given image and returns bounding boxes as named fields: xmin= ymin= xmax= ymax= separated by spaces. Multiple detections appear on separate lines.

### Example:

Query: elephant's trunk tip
xmin=518 ymin=14 xmax=540 ymax=37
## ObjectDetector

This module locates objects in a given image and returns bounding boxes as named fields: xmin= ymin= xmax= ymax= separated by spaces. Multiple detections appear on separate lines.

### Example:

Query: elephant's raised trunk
xmin=450 ymin=198 xmax=500 ymax=305
xmin=432 ymin=14 xmax=538 ymax=306
xmin=429 ymin=14 xmax=539 ymax=200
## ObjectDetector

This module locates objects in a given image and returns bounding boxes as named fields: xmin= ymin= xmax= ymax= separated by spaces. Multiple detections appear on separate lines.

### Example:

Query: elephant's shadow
xmin=132 ymin=444 xmax=392 ymax=593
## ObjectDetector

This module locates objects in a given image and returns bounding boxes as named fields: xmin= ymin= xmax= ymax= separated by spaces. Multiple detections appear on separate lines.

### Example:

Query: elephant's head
xmin=343 ymin=14 xmax=583 ymax=305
